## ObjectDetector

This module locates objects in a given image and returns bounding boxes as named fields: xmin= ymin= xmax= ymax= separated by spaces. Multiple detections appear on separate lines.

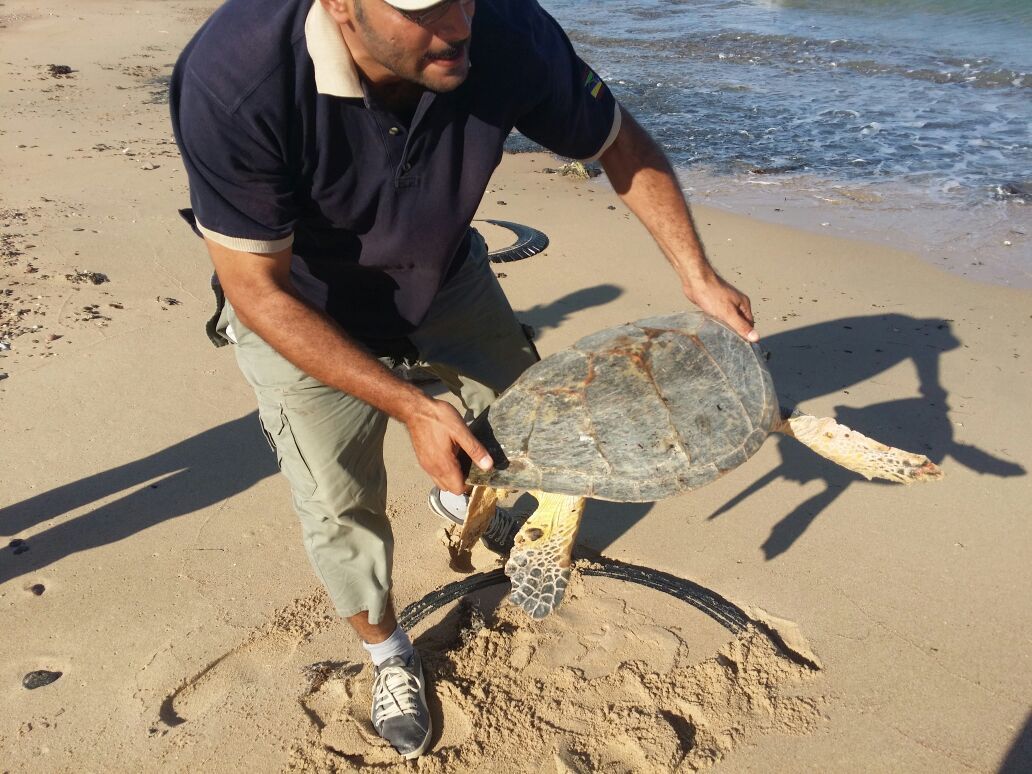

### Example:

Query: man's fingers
xmin=439 ymin=402 xmax=494 ymax=472
xmin=436 ymin=468 xmax=467 ymax=496
xmin=688 ymin=277 xmax=758 ymax=343
xmin=739 ymin=295 xmax=754 ymax=324
xmin=428 ymin=448 xmax=466 ymax=494
xmin=456 ymin=428 xmax=494 ymax=472
xmin=734 ymin=317 xmax=758 ymax=342
xmin=737 ymin=304 xmax=759 ymax=342
xmin=405 ymin=399 xmax=494 ymax=493
xmin=722 ymin=300 xmax=757 ymax=343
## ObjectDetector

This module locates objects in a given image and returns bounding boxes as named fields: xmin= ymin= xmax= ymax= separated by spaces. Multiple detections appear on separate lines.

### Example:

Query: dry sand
xmin=2 ymin=1 xmax=1031 ymax=772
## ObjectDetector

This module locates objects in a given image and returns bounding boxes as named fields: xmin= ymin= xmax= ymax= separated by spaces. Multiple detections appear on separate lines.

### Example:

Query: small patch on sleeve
xmin=582 ymin=65 xmax=607 ymax=100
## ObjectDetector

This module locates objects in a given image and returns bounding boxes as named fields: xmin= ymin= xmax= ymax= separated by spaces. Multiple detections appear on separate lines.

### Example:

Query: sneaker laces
xmin=372 ymin=663 xmax=422 ymax=725
xmin=483 ymin=506 xmax=519 ymax=546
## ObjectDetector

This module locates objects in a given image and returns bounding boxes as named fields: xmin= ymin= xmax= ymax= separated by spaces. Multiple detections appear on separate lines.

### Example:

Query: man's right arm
xmin=205 ymin=239 xmax=493 ymax=493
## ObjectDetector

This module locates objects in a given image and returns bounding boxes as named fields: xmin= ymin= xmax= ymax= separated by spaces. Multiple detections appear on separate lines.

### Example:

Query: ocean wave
xmin=546 ymin=0 xmax=1031 ymax=211
xmin=569 ymin=28 xmax=1027 ymax=91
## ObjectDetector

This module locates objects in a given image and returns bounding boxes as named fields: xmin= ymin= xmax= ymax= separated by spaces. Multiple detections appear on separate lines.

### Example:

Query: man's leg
xmin=410 ymin=229 xmax=540 ymax=545
xmin=349 ymin=601 xmax=433 ymax=760
xmin=223 ymin=303 xmax=430 ymax=759
xmin=411 ymin=229 xmax=538 ymax=418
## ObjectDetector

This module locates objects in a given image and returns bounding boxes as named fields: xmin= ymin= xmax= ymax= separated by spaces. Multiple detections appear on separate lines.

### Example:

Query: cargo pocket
xmin=258 ymin=406 xmax=318 ymax=500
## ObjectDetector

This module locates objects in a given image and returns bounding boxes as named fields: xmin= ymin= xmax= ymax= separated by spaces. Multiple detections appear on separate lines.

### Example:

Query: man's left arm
xmin=600 ymin=106 xmax=758 ymax=343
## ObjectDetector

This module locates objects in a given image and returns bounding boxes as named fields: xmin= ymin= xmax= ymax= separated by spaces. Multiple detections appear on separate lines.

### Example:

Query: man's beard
xmin=355 ymin=11 xmax=470 ymax=93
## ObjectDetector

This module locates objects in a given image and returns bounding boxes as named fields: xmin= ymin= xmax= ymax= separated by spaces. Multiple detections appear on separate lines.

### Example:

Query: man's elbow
xmin=220 ymin=273 xmax=296 ymax=332
xmin=205 ymin=242 xmax=295 ymax=328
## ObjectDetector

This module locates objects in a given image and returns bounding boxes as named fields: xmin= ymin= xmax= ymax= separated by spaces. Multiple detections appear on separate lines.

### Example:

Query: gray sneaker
xmin=371 ymin=651 xmax=432 ymax=760
xmin=427 ymin=487 xmax=524 ymax=554
xmin=480 ymin=507 xmax=521 ymax=554
xmin=427 ymin=486 xmax=468 ymax=525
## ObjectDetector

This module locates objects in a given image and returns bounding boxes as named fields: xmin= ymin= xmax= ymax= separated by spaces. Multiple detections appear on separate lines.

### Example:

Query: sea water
xmin=528 ymin=0 xmax=1032 ymax=286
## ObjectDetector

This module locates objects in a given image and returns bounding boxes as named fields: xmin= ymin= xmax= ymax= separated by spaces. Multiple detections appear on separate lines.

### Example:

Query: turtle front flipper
xmin=505 ymin=492 xmax=586 ymax=619
xmin=457 ymin=486 xmax=505 ymax=552
xmin=441 ymin=486 xmax=509 ymax=573
xmin=777 ymin=411 xmax=943 ymax=483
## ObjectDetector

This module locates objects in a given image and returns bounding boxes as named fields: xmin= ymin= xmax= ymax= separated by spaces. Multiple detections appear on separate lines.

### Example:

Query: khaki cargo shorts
xmin=220 ymin=231 xmax=537 ymax=623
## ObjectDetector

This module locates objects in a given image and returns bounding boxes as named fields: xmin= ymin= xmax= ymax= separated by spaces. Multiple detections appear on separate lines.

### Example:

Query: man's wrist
xmin=388 ymin=382 xmax=435 ymax=426
xmin=676 ymin=257 xmax=718 ymax=293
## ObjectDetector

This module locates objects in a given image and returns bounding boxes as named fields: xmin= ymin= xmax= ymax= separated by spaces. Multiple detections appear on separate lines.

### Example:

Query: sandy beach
xmin=2 ymin=1 xmax=1031 ymax=771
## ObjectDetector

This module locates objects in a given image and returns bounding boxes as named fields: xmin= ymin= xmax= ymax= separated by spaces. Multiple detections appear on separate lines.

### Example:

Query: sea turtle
xmin=454 ymin=311 xmax=943 ymax=619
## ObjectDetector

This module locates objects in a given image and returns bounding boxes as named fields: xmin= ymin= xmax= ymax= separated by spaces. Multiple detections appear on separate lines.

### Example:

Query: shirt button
xmin=388 ymin=126 xmax=402 ymax=136
xmin=402 ymin=162 xmax=412 ymax=172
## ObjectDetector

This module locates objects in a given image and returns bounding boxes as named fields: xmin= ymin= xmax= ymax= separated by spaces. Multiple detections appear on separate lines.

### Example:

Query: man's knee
xmin=301 ymin=508 xmax=394 ymax=620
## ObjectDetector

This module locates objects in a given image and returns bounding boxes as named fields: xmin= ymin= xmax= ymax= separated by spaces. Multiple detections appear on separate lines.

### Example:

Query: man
xmin=171 ymin=0 xmax=756 ymax=759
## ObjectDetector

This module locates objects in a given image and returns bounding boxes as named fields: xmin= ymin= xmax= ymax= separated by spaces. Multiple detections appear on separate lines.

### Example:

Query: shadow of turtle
xmin=764 ymin=313 xmax=960 ymax=412
xmin=577 ymin=500 xmax=656 ymax=557
xmin=709 ymin=314 xmax=1024 ymax=560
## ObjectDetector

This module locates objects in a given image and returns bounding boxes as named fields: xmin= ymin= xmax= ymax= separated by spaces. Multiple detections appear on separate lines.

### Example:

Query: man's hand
xmin=402 ymin=398 xmax=494 ymax=495
xmin=683 ymin=273 xmax=757 ymax=342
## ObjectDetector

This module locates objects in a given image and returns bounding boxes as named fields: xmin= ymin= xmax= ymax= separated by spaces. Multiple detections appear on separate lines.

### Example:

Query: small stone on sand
xmin=23 ymin=670 xmax=62 ymax=690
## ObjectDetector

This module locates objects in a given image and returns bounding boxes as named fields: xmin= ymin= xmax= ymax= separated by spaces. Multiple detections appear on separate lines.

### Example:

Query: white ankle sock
xmin=362 ymin=625 xmax=414 ymax=667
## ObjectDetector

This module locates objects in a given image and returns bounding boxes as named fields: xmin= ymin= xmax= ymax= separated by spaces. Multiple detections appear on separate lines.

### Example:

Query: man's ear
xmin=319 ymin=0 xmax=352 ymax=24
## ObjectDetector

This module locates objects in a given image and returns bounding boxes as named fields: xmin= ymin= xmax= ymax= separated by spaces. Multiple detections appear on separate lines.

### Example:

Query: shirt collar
xmin=305 ymin=0 xmax=364 ymax=98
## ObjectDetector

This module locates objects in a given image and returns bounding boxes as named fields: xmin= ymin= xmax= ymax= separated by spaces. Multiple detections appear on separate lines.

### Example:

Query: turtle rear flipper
xmin=505 ymin=492 xmax=586 ymax=619
xmin=778 ymin=411 xmax=943 ymax=483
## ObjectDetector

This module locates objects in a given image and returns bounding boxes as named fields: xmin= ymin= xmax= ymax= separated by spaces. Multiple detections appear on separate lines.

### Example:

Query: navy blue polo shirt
xmin=170 ymin=0 xmax=620 ymax=352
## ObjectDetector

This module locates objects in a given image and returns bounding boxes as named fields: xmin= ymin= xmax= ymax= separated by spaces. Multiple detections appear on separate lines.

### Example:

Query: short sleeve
xmin=171 ymin=70 xmax=297 ymax=253
xmin=513 ymin=2 xmax=621 ymax=163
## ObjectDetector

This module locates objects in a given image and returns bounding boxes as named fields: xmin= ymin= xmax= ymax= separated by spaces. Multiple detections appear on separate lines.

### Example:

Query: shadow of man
xmin=709 ymin=314 xmax=1024 ymax=559
xmin=517 ymin=284 xmax=622 ymax=337
xmin=999 ymin=710 xmax=1032 ymax=774
xmin=0 ymin=287 xmax=629 ymax=585
xmin=0 ymin=413 xmax=278 ymax=585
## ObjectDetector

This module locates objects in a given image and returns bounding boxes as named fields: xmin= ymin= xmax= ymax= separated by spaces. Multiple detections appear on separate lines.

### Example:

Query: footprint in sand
xmin=158 ymin=592 xmax=337 ymax=729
